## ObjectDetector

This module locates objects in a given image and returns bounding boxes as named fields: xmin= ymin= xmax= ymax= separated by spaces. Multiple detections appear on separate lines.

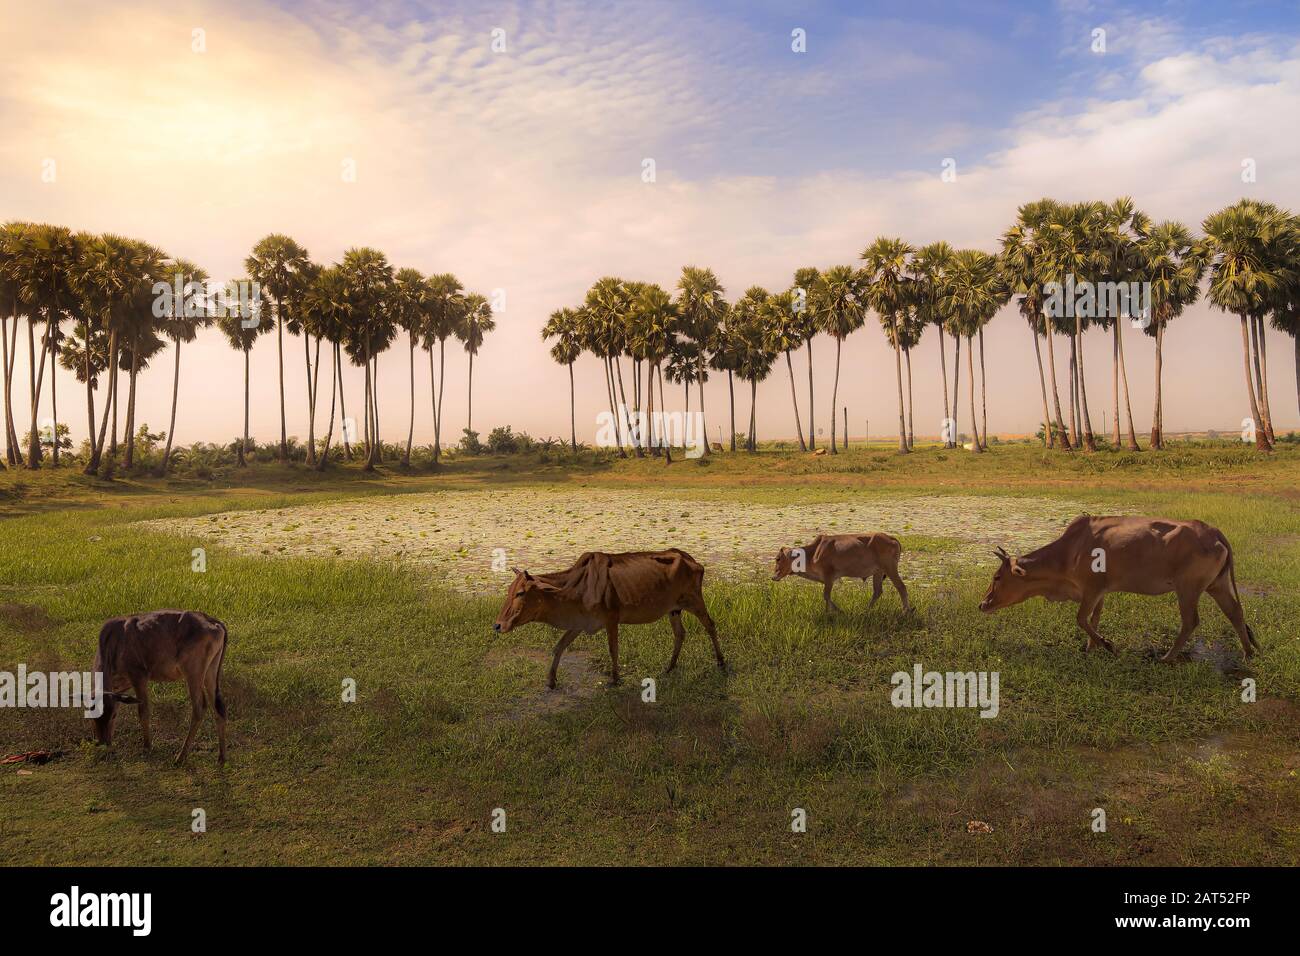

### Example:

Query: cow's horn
xmin=994 ymin=546 xmax=1009 ymax=560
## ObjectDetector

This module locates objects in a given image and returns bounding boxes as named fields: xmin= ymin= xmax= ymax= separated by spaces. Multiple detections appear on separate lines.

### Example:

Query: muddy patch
xmin=0 ymin=603 xmax=56 ymax=634
xmin=141 ymin=489 xmax=1086 ymax=595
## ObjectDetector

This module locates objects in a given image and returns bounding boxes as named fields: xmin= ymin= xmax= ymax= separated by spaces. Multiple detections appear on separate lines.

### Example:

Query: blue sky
xmin=2 ymin=0 xmax=1299 ymax=443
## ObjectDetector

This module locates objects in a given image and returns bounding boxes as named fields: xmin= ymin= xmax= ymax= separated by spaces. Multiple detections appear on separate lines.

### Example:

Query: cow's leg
xmin=869 ymin=573 xmax=883 ymax=607
xmin=1207 ymin=576 xmax=1254 ymax=659
xmin=886 ymin=567 xmax=911 ymax=613
xmin=822 ymin=579 xmax=844 ymax=614
xmin=547 ymin=629 xmax=579 ymax=690
xmin=666 ymin=611 xmax=686 ymax=672
xmin=175 ymin=673 xmax=207 ymax=765
xmin=606 ymin=623 xmax=620 ymax=686
xmin=204 ymin=661 xmax=226 ymax=765
xmin=684 ymin=596 xmax=726 ymax=671
xmin=1160 ymin=590 xmax=1200 ymax=663
xmin=1090 ymin=596 xmax=1104 ymax=630
xmin=1077 ymin=594 xmax=1114 ymax=654
xmin=133 ymin=677 xmax=152 ymax=752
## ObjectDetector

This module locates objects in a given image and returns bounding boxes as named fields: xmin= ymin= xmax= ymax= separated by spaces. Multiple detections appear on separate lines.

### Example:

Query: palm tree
xmin=424 ymin=273 xmax=464 ymax=464
xmin=792 ymin=266 xmax=821 ymax=449
xmin=112 ymin=240 xmax=168 ymax=470
xmin=154 ymin=258 xmax=211 ymax=474
xmin=731 ymin=287 xmax=775 ymax=451
xmin=1043 ymin=201 xmax=1105 ymax=451
xmin=542 ymin=307 xmax=582 ymax=452
xmin=0 ymin=222 xmax=31 ymax=466
xmin=910 ymin=243 xmax=957 ymax=447
xmin=675 ymin=266 xmax=726 ymax=456
xmin=217 ymin=282 xmax=271 ymax=466
xmin=1000 ymin=204 xmax=1068 ymax=449
xmin=301 ymin=264 xmax=352 ymax=469
xmin=1094 ymin=197 xmax=1145 ymax=451
xmin=245 ymin=235 xmax=311 ymax=462
xmin=12 ymin=224 xmax=76 ymax=467
xmin=1137 ymin=220 xmax=1203 ymax=448
xmin=338 ymin=248 xmax=396 ymax=470
xmin=810 ymin=264 xmax=865 ymax=453
xmin=392 ymin=267 xmax=428 ymax=467
xmin=583 ymin=277 xmax=634 ymax=456
xmin=761 ymin=288 xmax=811 ymax=450
xmin=1200 ymin=199 xmax=1290 ymax=451
xmin=707 ymin=304 xmax=743 ymax=451
xmin=629 ymin=284 xmax=680 ymax=459
xmin=456 ymin=292 xmax=493 ymax=441
xmin=861 ymin=237 xmax=915 ymax=453
xmin=940 ymin=249 xmax=1003 ymax=453
xmin=1269 ymin=214 xmax=1300 ymax=420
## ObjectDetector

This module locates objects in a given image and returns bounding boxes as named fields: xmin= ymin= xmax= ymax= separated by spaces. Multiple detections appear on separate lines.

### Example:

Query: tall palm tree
xmin=0 ymin=222 xmax=31 ymax=467
xmin=301 ymin=264 xmax=352 ymax=469
xmin=12 ymin=224 xmax=76 ymax=467
xmin=910 ymin=243 xmax=957 ymax=447
xmin=1000 ymin=203 xmax=1068 ymax=449
xmin=217 ymin=282 xmax=272 ymax=467
xmin=245 ymin=235 xmax=311 ymax=462
xmin=861 ymin=237 xmax=915 ymax=453
xmin=339 ymin=248 xmax=396 ymax=470
xmin=114 ymin=240 xmax=168 ymax=470
xmin=1269 ymin=214 xmax=1300 ymax=420
xmin=791 ymin=266 xmax=821 ymax=449
xmin=706 ymin=304 xmax=743 ymax=451
xmin=940 ymin=249 xmax=1003 ymax=453
xmin=424 ymin=273 xmax=464 ymax=464
xmin=675 ymin=266 xmax=726 ymax=456
xmin=456 ymin=292 xmax=493 ymax=442
xmin=154 ymin=258 xmax=211 ymax=474
xmin=811 ymin=264 xmax=865 ymax=453
xmin=629 ymin=284 xmax=679 ymax=459
xmin=1095 ymin=197 xmax=1145 ymax=451
xmin=584 ymin=277 xmax=634 ymax=456
xmin=542 ymin=307 xmax=582 ymax=452
xmin=761 ymin=288 xmax=811 ymax=450
xmin=1137 ymin=220 xmax=1203 ymax=448
xmin=392 ymin=267 xmax=428 ymax=467
xmin=732 ymin=287 xmax=775 ymax=451
xmin=1200 ymin=199 xmax=1290 ymax=451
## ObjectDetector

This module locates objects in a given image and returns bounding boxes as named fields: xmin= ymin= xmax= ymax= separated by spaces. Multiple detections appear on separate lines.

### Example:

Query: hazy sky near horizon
xmin=2 ymin=0 xmax=1299 ymax=448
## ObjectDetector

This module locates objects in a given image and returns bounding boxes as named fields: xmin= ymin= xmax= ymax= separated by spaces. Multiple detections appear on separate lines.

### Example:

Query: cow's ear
xmin=1010 ymin=559 xmax=1028 ymax=577
xmin=522 ymin=569 xmax=533 ymax=581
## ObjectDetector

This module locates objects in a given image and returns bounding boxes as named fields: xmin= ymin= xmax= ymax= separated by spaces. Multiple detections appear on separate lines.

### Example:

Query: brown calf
xmin=91 ymin=610 xmax=229 ymax=765
xmin=494 ymin=549 xmax=725 ymax=688
xmin=773 ymin=533 xmax=910 ymax=614
xmin=980 ymin=514 xmax=1258 ymax=662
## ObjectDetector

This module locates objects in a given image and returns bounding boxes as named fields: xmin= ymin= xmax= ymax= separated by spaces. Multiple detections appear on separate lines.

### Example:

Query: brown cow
xmin=979 ymin=514 xmax=1258 ymax=662
xmin=91 ymin=610 xmax=229 ymax=765
xmin=493 ymin=549 xmax=725 ymax=689
xmin=772 ymin=533 xmax=910 ymax=614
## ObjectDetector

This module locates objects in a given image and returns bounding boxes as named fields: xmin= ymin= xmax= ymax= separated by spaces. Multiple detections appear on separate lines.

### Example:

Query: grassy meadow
xmin=1 ymin=441 xmax=1298 ymax=865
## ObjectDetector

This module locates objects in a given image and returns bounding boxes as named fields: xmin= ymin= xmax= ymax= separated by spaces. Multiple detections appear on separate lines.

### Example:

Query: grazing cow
xmin=493 ymin=549 xmax=725 ymax=689
xmin=772 ymin=533 xmax=910 ymax=614
xmin=979 ymin=515 xmax=1258 ymax=662
xmin=91 ymin=610 xmax=229 ymax=765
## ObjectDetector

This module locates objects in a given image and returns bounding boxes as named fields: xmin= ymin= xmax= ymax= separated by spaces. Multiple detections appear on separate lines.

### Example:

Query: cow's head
xmin=979 ymin=546 xmax=1035 ymax=612
xmin=494 ymin=568 xmax=557 ymax=633
xmin=771 ymin=547 xmax=796 ymax=581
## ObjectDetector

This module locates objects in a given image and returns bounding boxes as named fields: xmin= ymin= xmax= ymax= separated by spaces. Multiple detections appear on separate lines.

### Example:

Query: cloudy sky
xmin=2 ymin=0 xmax=1298 ymax=447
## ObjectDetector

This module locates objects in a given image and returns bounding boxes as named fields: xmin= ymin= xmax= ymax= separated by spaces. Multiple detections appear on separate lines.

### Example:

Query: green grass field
xmin=2 ymin=442 xmax=1298 ymax=865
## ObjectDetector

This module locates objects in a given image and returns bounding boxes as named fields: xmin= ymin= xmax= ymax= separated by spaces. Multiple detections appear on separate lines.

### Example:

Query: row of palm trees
xmin=543 ymin=197 xmax=1299 ymax=455
xmin=0 ymin=226 xmax=496 ymax=473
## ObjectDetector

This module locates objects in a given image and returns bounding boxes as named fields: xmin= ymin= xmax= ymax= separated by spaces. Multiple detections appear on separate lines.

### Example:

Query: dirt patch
xmin=141 ymin=489 xmax=1085 ymax=595
xmin=485 ymin=646 xmax=605 ymax=721
xmin=0 ymin=603 xmax=56 ymax=634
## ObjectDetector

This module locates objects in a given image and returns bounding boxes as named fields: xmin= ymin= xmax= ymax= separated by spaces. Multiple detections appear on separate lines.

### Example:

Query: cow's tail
xmin=1220 ymin=537 xmax=1259 ymax=652
xmin=213 ymin=618 xmax=229 ymax=719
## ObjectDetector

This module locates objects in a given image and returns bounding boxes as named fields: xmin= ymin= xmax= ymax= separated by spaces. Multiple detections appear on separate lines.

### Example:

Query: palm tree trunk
xmin=657 ymin=362 xmax=672 ymax=462
xmin=905 ymin=345 xmax=915 ymax=450
xmin=110 ymin=364 xmax=119 ymax=458
xmin=568 ymin=362 xmax=577 ymax=452
xmin=435 ymin=338 xmax=447 ymax=462
xmin=697 ymin=353 xmax=711 ymax=456
xmin=304 ymin=334 xmax=317 ymax=467
xmin=748 ymin=379 xmax=758 ymax=452
xmin=48 ymin=311 xmax=60 ymax=466
xmin=727 ymin=370 xmax=736 ymax=452
xmin=1067 ymin=335 xmax=1079 ymax=447
xmin=1111 ymin=323 xmax=1121 ymax=447
xmin=403 ymin=331 xmax=415 ymax=467
xmin=938 ymin=324 xmax=951 ymax=447
xmin=276 ymin=308 xmax=287 ymax=461
xmin=1294 ymin=333 xmax=1299 ymax=421
xmin=0 ymin=312 xmax=10 ymax=466
xmin=123 ymin=337 xmax=140 ymax=469
xmin=1029 ymin=320 xmax=1052 ymax=447
xmin=26 ymin=315 xmax=42 ymax=467
xmin=603 ymin=356 xmax=625 ymax=456
xmin=829 ymin=337 xmax=842 ymax=453
xmin=977 ymin=328 xmax=988 ymax=449
xmin=806 ymin=339 xmax=815 ymax=451
xmin=337 ymin=344 xmax=351 ymax=459
xmin=157 ymin=337 xmax=182 ymax=475
xmin=890 ymin=315 xmax=908 ymax=453
xmin=967 ymin=336 xmax=981 ymax=453
xmin=239 ymin=347 xmax=249 ymax=466
xmin=1117 ymin=317 xmax=1139 ymax=450
xmin=784 ymin=350 xmax=806 ymax=450
xmin=466 ymin=350 xmax=474 ymax=440
xmin=91 ymin=330 xmax=118 ymax=472
xmin=1151 ymin=320 xmax=1165 ymax=449
xmin=371 ymin=350 xmax=381 ymax=465
xmin=1254 ymin=316 xmax=1276 ymax=443
xmin=1241 ymin=314 xmax=1272 ymax=450
xmin=1076 ymin=320 xmax=1098 ymax=451
xmin=1044 ymin=326 xmax=1071 ymax=450
xmin=952 ymin=333 xmax=961 ymax=444
xmin=3 ymin=309 xmax=22 ymax=465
